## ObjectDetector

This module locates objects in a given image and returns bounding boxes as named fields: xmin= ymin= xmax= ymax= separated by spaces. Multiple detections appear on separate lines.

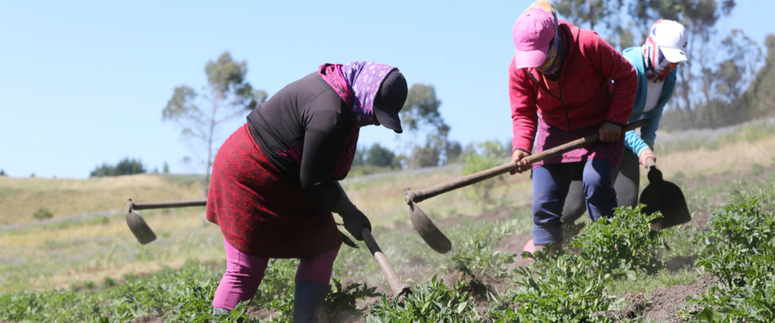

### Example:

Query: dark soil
xmin=131 ymin=314 xmax=164 ymax=323
xmin=246 ymin=307 xmax=277 ymax=321
xmin=617 ymin=274 xmax=718 ymax=322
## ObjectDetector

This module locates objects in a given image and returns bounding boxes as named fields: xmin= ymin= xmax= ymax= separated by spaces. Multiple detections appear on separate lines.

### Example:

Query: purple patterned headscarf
xmin=318 ymin=61 xmax=396 ymax=128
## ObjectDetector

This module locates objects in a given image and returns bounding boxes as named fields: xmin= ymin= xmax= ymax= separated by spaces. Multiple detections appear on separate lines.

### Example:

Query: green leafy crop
xmin=687 ymin=198 xmax=775 ymax=322
xmin=366 ymin=275 xmax=477 ymax=323
xmin=570 ymin=205 xmax=668 ymax=277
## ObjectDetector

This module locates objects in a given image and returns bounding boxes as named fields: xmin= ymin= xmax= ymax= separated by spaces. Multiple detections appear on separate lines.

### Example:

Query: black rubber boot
xmin=292 ymin=281 xmax=329 ymax=323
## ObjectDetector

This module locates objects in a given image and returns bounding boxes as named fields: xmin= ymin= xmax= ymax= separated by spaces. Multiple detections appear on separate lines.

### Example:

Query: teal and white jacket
xmin=622 ymin=46 xmax=677 ymax=156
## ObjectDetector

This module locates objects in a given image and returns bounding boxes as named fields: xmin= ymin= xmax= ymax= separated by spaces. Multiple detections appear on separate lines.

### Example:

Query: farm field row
xmin=2 ymin=120 xmax=775 ymax=321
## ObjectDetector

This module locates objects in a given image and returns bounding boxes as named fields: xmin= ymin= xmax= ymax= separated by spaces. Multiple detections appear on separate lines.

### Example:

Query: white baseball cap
xmin=653 ymin=20 xmax=689 ymax=63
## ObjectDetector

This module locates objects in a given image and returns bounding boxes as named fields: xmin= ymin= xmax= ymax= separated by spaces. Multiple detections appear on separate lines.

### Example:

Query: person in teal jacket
xmin=522 ymin=19 xmax=689 ymax=252
xmin=561 ymin=19 xmax=688 ymax=224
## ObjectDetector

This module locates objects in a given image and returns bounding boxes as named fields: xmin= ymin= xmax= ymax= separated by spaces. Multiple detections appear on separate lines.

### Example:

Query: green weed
xmin=687 ymin=198 xmax=775 ymax=322
xmin=450 ymin=218 xmax=518 ymax=279
xmin=366 ymin=275 xmax=477 ymax=322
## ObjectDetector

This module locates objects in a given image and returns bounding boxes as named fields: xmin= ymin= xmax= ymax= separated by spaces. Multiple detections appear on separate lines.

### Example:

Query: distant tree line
xmin=353 ymin=143 xmax=400 ymax=169
xmin=90 ymin=158 xmax=146 ymax=177
xmin=661 ymin=33 xmax=775 ymax=130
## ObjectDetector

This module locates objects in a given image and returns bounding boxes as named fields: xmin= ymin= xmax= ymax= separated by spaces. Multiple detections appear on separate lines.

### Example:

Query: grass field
xmin=2 ymin=120 xmax=775 ymax=322
xmin=0 ymin=174 xmax=204 ymax=226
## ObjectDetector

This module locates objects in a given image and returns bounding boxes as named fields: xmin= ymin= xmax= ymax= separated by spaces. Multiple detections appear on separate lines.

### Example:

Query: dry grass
xmin=657 ymin=136 xmax=775 ymax=178
xmin=0 ymin=174 xmax=203 ymax=225
xmin=0 ymin=208 xmax=223 ymax=292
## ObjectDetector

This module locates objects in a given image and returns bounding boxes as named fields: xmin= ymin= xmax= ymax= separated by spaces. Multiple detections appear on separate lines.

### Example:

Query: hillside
xmin=0 ymin=174 xmax=204 ymax=226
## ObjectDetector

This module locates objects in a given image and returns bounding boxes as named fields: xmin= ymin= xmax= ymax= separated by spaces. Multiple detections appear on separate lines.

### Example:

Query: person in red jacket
xmin=508 ymin=1 xmax=637 ymax=253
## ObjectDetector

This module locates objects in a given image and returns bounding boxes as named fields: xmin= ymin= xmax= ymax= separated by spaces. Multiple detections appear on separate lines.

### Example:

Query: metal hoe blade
xmin=407 ymin=198 xmax=452 ymax=254
xmin=640 ymin=165 xmax=691 ymax=231
xmin=125 ymin=199 xmax=156 ymax=245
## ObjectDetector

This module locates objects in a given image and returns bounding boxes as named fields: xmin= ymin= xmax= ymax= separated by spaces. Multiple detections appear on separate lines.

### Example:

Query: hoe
xmin=403 ymin=118 xmax=688 ymax=254
xmin=125 ymin=199 xmax=410 ymax=298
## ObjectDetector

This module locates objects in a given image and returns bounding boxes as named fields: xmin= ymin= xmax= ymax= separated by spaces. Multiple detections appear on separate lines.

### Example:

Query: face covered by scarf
xmin=643 ymin=20 xmax=680 ymax=83
xmin=525 ymin=0 xmax=565 ymax=75
xmin=318 ymin=61 xmax=396 ymax=128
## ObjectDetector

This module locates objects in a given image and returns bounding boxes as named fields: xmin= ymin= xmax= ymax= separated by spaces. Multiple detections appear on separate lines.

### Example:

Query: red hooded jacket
xmin=510 ymin=20 xmax=637 ymax=153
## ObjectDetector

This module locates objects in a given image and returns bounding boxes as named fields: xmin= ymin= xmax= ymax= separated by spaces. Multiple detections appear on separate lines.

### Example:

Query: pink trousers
xmin=212 ymin=237 xmax=339 ymax=310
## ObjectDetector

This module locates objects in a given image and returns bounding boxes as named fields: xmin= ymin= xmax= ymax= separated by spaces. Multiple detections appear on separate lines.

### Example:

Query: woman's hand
xmin=510 ymin=150 xmax=532 ymax=175
xmin=599 ymin=122 xmax=622 ymax=143
xmin=342 ymin=209 xmax=372 ymax=241
xmin=638 ymin=148 xmax=657 ymax=169
xmin=332 ymin=182 xmax=372 ymax=240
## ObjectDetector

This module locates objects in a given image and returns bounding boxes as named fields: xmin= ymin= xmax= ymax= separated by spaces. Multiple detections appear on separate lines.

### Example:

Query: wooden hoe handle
xmin=128 ymin=198 xmax=207 ymax=210
xmin=407 ymin=119 xmax=651 ymax=203
xmin=361 ymin=227 xmax=409 ymax=298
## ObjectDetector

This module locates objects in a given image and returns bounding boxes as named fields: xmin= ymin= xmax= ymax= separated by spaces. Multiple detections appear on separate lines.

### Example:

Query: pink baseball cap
xmin=512 ymin=9 xmax=556 ymax=69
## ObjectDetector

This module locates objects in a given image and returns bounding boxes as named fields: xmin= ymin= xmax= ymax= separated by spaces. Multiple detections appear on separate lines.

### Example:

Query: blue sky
xmin=1 ymin=1 xmax=773 ymax=178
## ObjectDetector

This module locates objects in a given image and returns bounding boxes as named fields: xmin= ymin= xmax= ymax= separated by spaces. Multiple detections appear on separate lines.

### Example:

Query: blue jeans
xmin=531 ymin=160 xmax=617 ymax=245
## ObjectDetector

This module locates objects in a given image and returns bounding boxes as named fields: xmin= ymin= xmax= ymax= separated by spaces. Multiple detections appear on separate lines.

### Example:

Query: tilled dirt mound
xmin=618 ymin=274 xmax=718 ymax=322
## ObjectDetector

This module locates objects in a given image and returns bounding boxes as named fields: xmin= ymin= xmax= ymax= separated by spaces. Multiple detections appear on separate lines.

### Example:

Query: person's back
xmin=247 ymin=72 xmax=352 ymax=185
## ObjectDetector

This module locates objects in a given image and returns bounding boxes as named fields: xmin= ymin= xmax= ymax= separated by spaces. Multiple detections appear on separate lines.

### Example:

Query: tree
xmin=400 ymin=84 xmax=457 ymax=168
xmin=90 ymin=157 xmax=146 ymax=177
xmin=715 ymin=31 xmax=762 ymax=103
xmin=714 ymin=33 xmax=775 ymax=124
xmin=352 ymin=146 xmax=366 ymax=167
xmin=163 ymin=52 xmax=267 ymax=195
xmin=555 ymin=0 xmax=633 ymax=48
xmin=163 ymin=162 xmax=170 ymax=174
xmin=747 ymin=34 xmax=775 ymax=117
xmin=364 ymin=143 xmax=397 ymax=168
xmin=555 ymin=0 xmax=767 ymax=129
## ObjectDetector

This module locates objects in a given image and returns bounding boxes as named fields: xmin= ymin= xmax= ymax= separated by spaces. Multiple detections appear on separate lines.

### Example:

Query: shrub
xmin=569 ymin=205 xmax=667 ymax=277
xmin=462 ymin=141 xmax=509 ymax=204
xmin=32 ymin=207 xmax=53 ymax=220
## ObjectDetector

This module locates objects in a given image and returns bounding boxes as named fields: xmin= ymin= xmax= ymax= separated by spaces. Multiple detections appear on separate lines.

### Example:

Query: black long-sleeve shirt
xmin=246 ymin=72 xmax=352 ymax=210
